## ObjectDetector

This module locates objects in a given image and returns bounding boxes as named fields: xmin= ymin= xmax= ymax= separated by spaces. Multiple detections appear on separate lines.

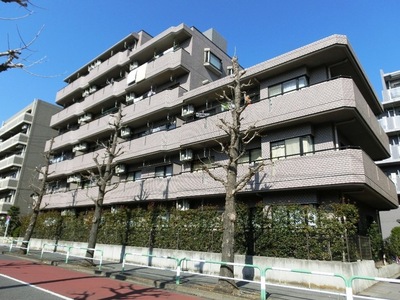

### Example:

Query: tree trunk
xmin=86 ymin=189 xmax=105 ymax=260
xmin=217 ymin=70 xmax=241 ymax=291
xmin=219 ymin=183 xmax=237 ymax=291
xmin=19 ymin=138 xmax=54 ymax=255
xmin=20 ymin=210 xmax=38 ymax=254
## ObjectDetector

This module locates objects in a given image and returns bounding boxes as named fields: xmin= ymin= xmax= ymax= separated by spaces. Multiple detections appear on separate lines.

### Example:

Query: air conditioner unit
xmin=78 ymin=113 xmax=92 ymax=124
xmin=67 ymin=175 xmax=81 ymax=183
xmin=82 ymin=89 xmax=90 ymax=98
xmin=89 ymin=86 xmax=97 ymax=94
xmin=129 ymin=61 xmax=139 ymax=71
xmin=181 ymin=105 xmax=194 ymax=117
xmin=180 ymin=149 xmax=193 ymax=161
xmin=176 ymin=200 xmax=190 ymax=211
xmin=72 ymin=142 xmax=88 ymax=152
xmin=126 ymin=92 xmax=135 ymax=104
xmin=115 ymin=164 xmax=126 ymax=174
xmin=88 ymin=60 xmax=101 ymax=72
xmin=120 ymin=127 xmax=131 ymax=138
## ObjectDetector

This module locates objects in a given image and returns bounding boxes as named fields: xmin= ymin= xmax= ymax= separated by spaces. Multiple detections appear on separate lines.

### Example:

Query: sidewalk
xmin=2 ymin=245 xmax=400 ymax=299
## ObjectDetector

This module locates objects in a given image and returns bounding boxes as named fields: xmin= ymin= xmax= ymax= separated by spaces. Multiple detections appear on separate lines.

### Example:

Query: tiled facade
xmin=377 ymin=70 xmax=400 ymax=238
xmin=0 ymin=99 xmax=61 ymax=216
xmin=42 ymin=24 xmax=398 ymax=232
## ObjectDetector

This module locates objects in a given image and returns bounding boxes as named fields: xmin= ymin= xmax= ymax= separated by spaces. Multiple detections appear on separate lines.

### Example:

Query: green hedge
xmin=20 ymin=202 xmax=366 ymax=261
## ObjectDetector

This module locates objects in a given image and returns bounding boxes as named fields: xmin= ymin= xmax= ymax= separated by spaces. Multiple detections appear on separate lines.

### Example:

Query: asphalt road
xmin=0 ymin=253 xmax=201 ymax=300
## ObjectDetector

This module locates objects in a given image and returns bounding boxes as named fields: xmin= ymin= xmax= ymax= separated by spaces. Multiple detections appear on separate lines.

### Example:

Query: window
xmin=227 ymin=66 xmax=234 ymax=76
xmin=271 ymin=135 xmax=314 ymax=160
xmin=268 ymin=75 xmax=308 ymax=97
xmin=192 ymin=157 xmax=215 ymax=171
xmin=238 ymin=148 xmax=262 ymax=164
xmin=204 ymin=49 xmax=222 ymax=72
xmin=155 ymin=165 xmax=173 ymax=178
xmin=126 ymin=170 xmax=142 ymax=181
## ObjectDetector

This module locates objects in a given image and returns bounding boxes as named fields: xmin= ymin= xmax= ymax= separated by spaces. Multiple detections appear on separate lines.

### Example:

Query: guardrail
xmin=3 ymin=239 xmax=400 ymax=300
xmin=40 ymin=243 xmax=70 ymax=259
xmin=9 ymin=239 xmax=30 ymax=253
xmin=179 ymin=258 xmax=265 ymax=298
xmin=122 ymin=252 xmax=183 ymax=284
xmin=65 ymin=246 xmax=103 ymax=270
xmin=122 ymin=255 xmax=400 ymax=300
xmin=347 ymin=275 xmax=400 ymax=300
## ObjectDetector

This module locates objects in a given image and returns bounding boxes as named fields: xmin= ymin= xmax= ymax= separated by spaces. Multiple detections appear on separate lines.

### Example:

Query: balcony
xmin=0 ymin=155 xmax=23 ymax=170
xmin=42 ymin=148 xmax=397 ymax=210
xmin=0 ymin=177 xmax=18 ymax=191
xmin=181 ymin=78 xmax=388 ymax=160
xmin=55 ymin=76 xmax=87 ymax=106
xmin=0 ymin=112 xmax=33 ymax=137
xmin=383 ymin=87 xmax=400 ymax=103
xmin=0 ymin=133 xmax=28 ymax=154
xmin=47 ymin=127 xmax=183 ymax=176
xmin=145 ymin=48 xmax=191 ymax=79
xmin=122 ymin=86 xmax=185 ymax=124
xmin=81 ymin=49 xmax=130 ymax=85
xmin=50 ymin=115 xmax=115 ymax=151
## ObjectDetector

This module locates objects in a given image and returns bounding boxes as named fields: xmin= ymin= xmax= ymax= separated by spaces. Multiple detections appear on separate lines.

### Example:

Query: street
xmin=0 ymin=253 xmax=201 ymax=300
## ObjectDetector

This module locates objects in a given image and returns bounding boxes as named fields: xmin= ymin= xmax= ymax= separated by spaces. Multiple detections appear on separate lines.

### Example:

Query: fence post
xmin=345 ymin=276 xmax=353 ymax=300
xmin=176 ymin=258 xmax=186 ymax=285
xmin=260 ymin=268 xmax=267 ymax=300
xmin=65 ymin=246 xmax=71 ymax=264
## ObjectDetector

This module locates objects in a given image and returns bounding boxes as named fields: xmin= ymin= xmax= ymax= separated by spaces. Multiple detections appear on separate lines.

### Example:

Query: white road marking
xmin=0 ymin=273 xmax=73 ymax=300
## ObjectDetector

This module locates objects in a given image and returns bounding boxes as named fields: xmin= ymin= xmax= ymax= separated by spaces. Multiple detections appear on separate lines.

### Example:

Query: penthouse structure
xmin=0 ymin=99 xmax=61 ymax=216
xmin=377 ymin=70 xmax=400 ymax=237
xmin=42 ymin=24 xmax=398 ymax=231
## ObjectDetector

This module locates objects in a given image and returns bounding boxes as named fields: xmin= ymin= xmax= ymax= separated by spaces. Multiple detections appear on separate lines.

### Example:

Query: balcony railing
xmin=0 ymin=155 xmax=23 ymax=170
xmin=0 ymin=133 xmax=28 ymax=153
xmin=0 ymin=177 xmax=18 ymax=190
xmin=0 ymin=113 xmax=33 ymax=136
xmin=42 ymin=148 xmax=398 ymax=210
xmin=383 ymin=87 xmax=400 ymax=103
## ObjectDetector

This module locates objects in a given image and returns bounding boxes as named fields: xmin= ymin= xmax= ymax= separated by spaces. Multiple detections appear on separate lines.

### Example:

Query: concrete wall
xmin=25 ymin=238 xmax=400 ymax=293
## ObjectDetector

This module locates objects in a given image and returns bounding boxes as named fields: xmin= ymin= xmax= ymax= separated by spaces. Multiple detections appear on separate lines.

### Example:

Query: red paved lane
xmin=0 ymin=260 xmax=201 ymax=299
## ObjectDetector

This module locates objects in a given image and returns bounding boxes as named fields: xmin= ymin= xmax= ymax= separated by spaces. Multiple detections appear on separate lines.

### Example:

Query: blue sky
xmin=1 ymin=0 xmax=399 ymax=124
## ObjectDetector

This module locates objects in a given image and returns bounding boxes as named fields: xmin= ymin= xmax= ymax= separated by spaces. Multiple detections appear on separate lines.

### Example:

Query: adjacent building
xmin=0 ymin=99 xmax=61 ymax=216
xmin=377 ymin=69 xmax=400 ymax=238
xmin=42 ymin=24 xmax=398 ymax=232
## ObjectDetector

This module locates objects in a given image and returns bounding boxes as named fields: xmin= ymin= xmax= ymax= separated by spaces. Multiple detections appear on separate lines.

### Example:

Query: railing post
xmin=176 ymin=258 xmax=185 ymax=285
xmin=121 ymin=253 xmax=128 ymax=272
xmin=260 ymin=268 xmax=267 ymax=300
xmin=40 ymin=244 xmax=46 ymax=259
xmin=98 ymin=249 xmax=103 ymax=271
xmin=65 ymin=246 xmax=71 ymax=264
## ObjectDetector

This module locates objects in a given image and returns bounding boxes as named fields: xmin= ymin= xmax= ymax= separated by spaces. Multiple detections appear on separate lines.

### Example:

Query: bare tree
xmin=1 ymin=0 xmax=47 ymax=73
xmin=0 ymin=26 xmax=44 ymax=72
xmin=1 ymin=0 xmax=29 ymax=7
xmin=19 ymin=138 xmax=54 ymax=254
xmin=85 ymin=107 xmax=124 ymax=260
xmin=203 ymin=56 xmax=264 ymax=292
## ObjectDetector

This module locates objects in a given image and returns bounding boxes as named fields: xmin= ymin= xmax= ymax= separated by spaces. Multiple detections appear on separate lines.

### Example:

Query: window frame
xmin=271 ymin=135 xmax=314 ymax=160
xmin=155 ymin=164 xmax=173 ymax=178
xmin=268 ymin=75 xmax=309 ymax=98
xmin=204 ymin=48 xmax=222 ymax=73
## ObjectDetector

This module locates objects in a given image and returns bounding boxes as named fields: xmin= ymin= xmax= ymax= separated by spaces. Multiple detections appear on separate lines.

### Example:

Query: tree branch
xmin=234 ymin=162 xmax=265 ymax=193
xmin=1 ymin=0 xmax=29 ymax=7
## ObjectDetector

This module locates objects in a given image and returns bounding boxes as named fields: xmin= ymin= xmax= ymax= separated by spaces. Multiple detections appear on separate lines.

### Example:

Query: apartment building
xmin=42 ymin=24 xmax=398 ymax=232
xmin=0 ymin=99 xmax=61 ymax=216
xmin=377 ymin=69 xmax=400 ymax=238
